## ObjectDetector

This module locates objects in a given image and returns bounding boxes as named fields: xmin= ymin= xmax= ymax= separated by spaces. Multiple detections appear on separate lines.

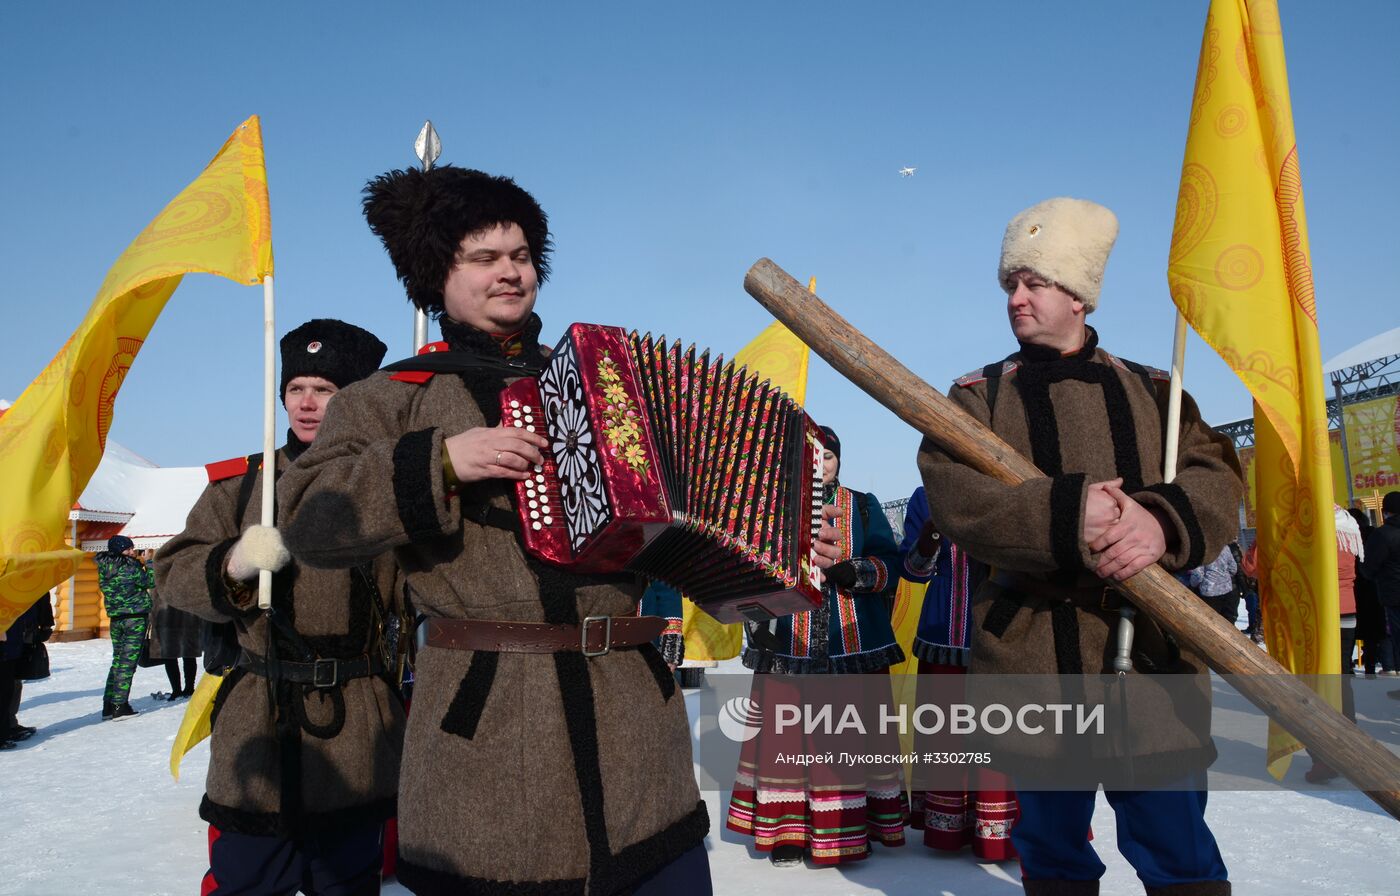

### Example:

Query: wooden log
xmin=744 ymin=257 xmax=1400 ymax=820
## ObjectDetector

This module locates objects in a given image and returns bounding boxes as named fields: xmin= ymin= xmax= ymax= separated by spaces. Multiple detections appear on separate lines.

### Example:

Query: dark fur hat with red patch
xmin=362 ymin=165 xmax=552 ymax=317
xmin=280 ymin=319 xmax=387 ymax=394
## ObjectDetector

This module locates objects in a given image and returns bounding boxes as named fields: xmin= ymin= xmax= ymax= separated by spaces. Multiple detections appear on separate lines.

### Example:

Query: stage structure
xmin=1216 ymin=327 xmax=1400 ymax=520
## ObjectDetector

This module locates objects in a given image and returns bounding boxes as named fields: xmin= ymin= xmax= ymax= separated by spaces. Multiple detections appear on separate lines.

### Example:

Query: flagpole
xmin=412 ymin=121 xmax=442 ymax=353
xmin=258 ymin=273 xmax=276 ymax=610
xmin=1163 ymin=312 xmax=1188 ymax=482
xmin=1113 ymin=312 xmax=1188 ymax=673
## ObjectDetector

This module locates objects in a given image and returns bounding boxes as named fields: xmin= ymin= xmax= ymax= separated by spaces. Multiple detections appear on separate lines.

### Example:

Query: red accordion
xmin=499 ymin=323 xmax=826 ymax=623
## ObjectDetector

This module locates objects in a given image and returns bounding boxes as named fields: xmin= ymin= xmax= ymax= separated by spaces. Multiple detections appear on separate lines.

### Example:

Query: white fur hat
xmin=998 ymin=197 xmax=1118 ymax=312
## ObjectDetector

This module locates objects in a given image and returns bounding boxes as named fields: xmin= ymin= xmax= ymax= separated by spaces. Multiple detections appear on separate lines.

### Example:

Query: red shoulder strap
xmin=205 ymin=456 xmax=251 ymax=483
xmin=389 ymin=341 xmax=450 ymax=384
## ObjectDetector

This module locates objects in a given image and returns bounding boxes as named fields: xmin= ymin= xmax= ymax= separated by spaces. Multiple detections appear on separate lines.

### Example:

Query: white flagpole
xmin=1163 ymin=312 xmax=1189 ymax=484
xmin=258 ymin=273 xmax=276 ymax=609
xmin=1114 ymin=311 xmax=1188 ymax=674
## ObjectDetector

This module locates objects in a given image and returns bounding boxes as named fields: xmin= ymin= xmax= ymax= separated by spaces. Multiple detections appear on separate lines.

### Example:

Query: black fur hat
xmin=280 ymin=319 xmax=388 ymax=394
xmin=362 ymin=165 xmax=552 ymax=316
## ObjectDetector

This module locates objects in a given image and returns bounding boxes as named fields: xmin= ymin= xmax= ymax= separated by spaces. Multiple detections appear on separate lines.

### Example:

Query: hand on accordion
xmin=444 ymin=426 xmax=549 ymax=484
xmin=812 ymin=504 xmax=844 ymax=569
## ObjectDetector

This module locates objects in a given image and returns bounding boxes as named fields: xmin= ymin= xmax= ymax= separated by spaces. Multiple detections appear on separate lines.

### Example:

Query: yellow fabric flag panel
xmin=0 ymin=116 xmax=273 ymax=629
xmin=1168 ymin=0 xmax=1337 ymax=774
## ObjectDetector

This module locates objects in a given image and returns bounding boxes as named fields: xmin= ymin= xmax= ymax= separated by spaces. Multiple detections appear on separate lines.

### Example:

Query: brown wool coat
xmin=918 ymin=330 xmax=1243 ymax=782
xmin=155 ymin=446 xmax=406 ymax=839
xmin=277 ymin=364 xmax=707 ymax=895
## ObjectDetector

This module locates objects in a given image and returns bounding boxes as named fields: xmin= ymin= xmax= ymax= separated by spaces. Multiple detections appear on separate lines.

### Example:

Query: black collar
xmin=439 ymin=313 xmax=544 ymax=359
xmin=283 ymin=429 xmax=310 ymax=462
xmin=1017 ymin=326 xmax=1099 ymax=364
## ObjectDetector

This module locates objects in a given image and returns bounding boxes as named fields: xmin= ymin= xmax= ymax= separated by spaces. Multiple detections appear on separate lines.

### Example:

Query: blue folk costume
xmin=640 ymin=580 xmax=686 ymax=666
xmin=902 ymin=485 xmax=981 ymax=668
xmin=740 ymin=481 xmax=903 ymax=673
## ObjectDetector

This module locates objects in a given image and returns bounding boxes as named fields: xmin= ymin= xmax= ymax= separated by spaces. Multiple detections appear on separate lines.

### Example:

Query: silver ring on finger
xmin=495 ymin=451 xmax=502 ymax=465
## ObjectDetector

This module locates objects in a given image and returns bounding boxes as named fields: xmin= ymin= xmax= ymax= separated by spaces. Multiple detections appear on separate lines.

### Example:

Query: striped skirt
xmin=725 ymin=671 xmax=908 ymax=865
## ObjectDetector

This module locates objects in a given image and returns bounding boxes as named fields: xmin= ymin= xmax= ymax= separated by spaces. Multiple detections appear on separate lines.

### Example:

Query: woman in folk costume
xmin=898 ymin=484 xmax=1019 ymax=862
xmin=727 ymin=426 xmax=908 ymax=867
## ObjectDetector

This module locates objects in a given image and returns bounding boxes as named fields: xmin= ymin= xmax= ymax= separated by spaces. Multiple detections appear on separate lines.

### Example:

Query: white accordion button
xmin=513 ymin=420 xmax=523 ymax=428
xmin=510 ymin=400 xmax=520 ymax=409
xmin=526 ymin=425 xmax=536 ymax=433
xmin=532 ymin=521 xmax=542 ymax=531
xmin=529 ymin=500 xmax=538 ymax=509
xmin=533 ymin=464 xmax=543 ymax=473
xmin=539 ymin=496 xmax=549 ymax=506
xmin=530 ymin=510 xmax=540 ymax=520
xmin=543 ymin=516 xmax=553 ymax=525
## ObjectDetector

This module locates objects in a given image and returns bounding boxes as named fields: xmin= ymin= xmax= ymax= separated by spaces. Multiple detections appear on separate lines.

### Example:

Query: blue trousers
xmin=203 ymin=823 xmax=383 ymax=896
xmin=632 ymin=844 xmax=712 ymax=895
xmin=1012 ymin=788 xmax=1227 ymax=888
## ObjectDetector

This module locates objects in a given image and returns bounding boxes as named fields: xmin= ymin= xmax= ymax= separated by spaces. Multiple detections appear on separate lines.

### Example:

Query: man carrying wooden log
xmin=917 ymin=197 xmax=1243 ymax=895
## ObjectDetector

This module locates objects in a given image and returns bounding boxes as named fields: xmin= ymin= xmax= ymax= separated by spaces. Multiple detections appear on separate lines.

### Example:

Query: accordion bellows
xmin=500 ymin=323 xmax=826 ymax=623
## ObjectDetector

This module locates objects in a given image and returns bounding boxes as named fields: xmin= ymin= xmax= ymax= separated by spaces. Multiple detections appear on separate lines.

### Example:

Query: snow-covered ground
xmin=3 ymin=640 xmax=1395 ymax=895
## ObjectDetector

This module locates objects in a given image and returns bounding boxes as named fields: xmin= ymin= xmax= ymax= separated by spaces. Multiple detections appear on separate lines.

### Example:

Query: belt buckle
xmin=581 ymin=615 xmax=612 ymax=657
xmin=1100 ymin=587 xmax=1120 ymax=611
xmin=312 ymin=658 xmax=338 ymax=688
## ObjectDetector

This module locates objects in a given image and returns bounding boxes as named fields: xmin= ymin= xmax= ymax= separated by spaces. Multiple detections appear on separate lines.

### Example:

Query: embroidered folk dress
xmin=899 ymin=485 xmax=1018 ymax=862
xmin=726 ymin=483 xmax=908 ymax=864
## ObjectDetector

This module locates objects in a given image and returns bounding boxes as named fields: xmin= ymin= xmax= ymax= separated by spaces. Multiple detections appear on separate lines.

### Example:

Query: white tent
xmin=1323 ymin=325 xmax=1400 ymax=373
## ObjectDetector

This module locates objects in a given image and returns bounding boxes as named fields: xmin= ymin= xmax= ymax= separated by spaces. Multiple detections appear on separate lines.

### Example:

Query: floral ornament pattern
xmin=597 ymin=351 xmax=649 ymax=476
xmin=540 ymin=340 xmax=611 ymax=551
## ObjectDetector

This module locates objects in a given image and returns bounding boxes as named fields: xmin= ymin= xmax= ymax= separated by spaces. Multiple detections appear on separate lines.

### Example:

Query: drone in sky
xmin=898 ymin=166 xmax=917 ymax=177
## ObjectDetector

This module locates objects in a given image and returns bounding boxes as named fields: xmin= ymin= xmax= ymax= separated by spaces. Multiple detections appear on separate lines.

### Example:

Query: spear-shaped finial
xmin=411 ymin=120 xmax=441 ymax=352
xmin=415 ymin=120 xmax=442 ymax=172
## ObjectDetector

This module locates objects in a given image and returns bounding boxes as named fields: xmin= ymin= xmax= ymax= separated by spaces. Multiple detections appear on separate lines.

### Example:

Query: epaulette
xmin=955 ymin=360 xmax=1020 ymax=388
xmin=1104 ymin=350 xmax=1171 ymax=383
xmin=389 ymin=341 xmax=450 ymax=384
xmin=205 ymin=456 xmax=251 ymax=483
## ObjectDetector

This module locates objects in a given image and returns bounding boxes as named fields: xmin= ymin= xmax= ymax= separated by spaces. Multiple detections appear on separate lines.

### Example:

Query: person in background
xmin=0 ymin=593 xmax=54 ymax=748
xmin=1361 ymin=491 xmax=1400 ymax=695
xmin=1187 ymin=544 xmax=1240 ymax=626
xmin=96 ymin=534 xmax=154 ymax=720
xmin=1304 ymin=506 xmax=1368 ymax=783
xmin=1240 ymin=542 xmax=1266 ymax=645
xmin=1348 ymin=508 xmax=1388 ymax=676
xmin=141 ymin=550 xmax=201 ymax=700
xmin=1227 ymin=542 xmax=1261 ymax=644
xmin=898 ymin=484 xmax=1019 ymax=862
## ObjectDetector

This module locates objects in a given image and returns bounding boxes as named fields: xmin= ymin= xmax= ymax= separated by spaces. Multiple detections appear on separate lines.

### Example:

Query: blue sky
xmin=2 ymin=1 xmax=1397 ymax=502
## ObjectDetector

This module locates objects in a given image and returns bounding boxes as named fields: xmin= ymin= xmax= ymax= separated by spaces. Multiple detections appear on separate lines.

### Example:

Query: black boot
xmin=8 ymin=725 xmax=36 ymax=742
xmin=166 ymin=691 xmax=183 ymax=702
xmin=111 ymin=702 xmax=140 ymax=720
xmin=768 ymin=844 xmax=805 ymax=868
xmin=101 ymin=700 xmax=115 ymax=719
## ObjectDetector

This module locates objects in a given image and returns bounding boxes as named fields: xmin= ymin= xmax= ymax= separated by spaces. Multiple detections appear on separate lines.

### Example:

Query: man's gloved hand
xmin=824 ymin=560 xmax=858 ymax=591
xmin=226 ymin=525 xmax=291 ymax=583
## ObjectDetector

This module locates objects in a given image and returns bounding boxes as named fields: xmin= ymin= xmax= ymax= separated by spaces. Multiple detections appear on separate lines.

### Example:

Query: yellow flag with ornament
xmin=1168 ymin=0 xmax=1337 ymax=775
xmin=680 ymin=280 xmax=814 ymax=661
xmin=0 ymin=116 xmax=274 ymax=630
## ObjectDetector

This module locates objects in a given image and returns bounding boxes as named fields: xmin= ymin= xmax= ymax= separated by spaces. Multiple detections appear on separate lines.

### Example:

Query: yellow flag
xmin=170 ymin=672 xmax=224 ymax=780
xmin=0 ymin=116 xmax=273 ymax=629
xmin=1168 ymin=0 xmax=1337 ymax=775
xmin=680 ymin=279 xmax=815 ymax=661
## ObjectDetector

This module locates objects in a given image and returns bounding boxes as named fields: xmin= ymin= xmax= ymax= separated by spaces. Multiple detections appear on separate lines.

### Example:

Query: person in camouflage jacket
xmin=96 ymin=534 xmax=154 ymax=719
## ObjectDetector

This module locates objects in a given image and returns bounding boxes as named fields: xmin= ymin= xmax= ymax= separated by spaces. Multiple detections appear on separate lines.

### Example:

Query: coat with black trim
xmin=154 ymin=444 xmax=406 ymax=840
xmin=742 ymin=485 xmax=903 ymax=674
xmin=276 ymin=316 xmax=707 ymax=896
xmin=917 ymin=327 xmax=1243 ymax=779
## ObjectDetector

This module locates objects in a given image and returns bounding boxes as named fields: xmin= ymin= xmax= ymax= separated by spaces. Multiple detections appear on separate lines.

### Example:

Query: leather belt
xmin=990 ymin=571 xmax=1127 ymax=612
xmin=424 ymin=616 xmax=665 ymax=657
xmin=241 ymin=652 xmax=383 ymax=688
